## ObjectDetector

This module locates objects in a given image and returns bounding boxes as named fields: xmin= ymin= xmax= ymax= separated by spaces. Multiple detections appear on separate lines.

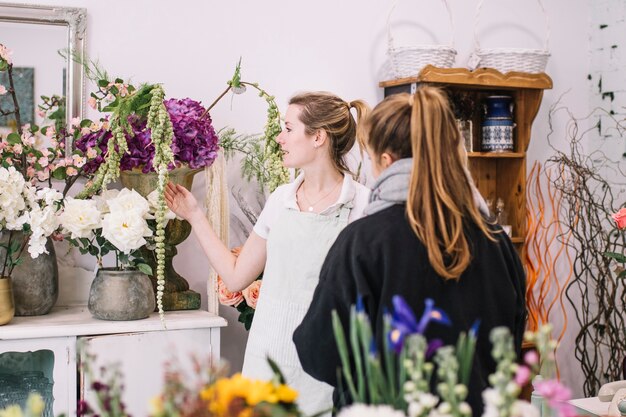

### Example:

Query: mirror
xmin=0 ymin=2 xmax=86 ymax=129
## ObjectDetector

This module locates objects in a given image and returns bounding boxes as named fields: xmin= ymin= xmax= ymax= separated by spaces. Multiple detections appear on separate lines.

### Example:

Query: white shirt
xmin=253 ymin=173 xmax=370 ymax=239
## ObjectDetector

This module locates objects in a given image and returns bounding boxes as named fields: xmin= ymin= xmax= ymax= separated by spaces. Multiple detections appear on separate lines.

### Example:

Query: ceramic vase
xmin=481 ymin=95 xmax=515 ymax=152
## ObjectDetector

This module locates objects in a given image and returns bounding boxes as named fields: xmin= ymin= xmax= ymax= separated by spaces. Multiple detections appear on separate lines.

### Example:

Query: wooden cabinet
xmin=0 ymin=306 xmax=226 ymax=417
xmin=379 ymin=65 xmax=553 ymax=255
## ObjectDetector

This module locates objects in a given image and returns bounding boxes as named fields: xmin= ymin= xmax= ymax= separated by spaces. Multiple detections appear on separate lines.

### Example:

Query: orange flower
xmin=243 ymin=280 xmax=262 ymax=309
xmin=218 ymin=277 xmax=244 ymax=307
xmin=612 ymin=208 xmax=626 ymax=229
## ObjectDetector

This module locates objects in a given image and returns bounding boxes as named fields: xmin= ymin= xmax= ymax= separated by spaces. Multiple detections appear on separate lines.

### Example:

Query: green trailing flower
xmin=485 ymin=327 xmax=520 ymax=417
xmin=213 ymin=60 xmax=289 ymax=193
xmin=146 ymin=85 xmax=175 ymax=322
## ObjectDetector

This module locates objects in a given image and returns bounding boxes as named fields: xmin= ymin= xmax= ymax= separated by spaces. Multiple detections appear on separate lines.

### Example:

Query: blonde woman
xmin=165 ymin=92 xmax=370 ymax=416
xmin=293 ymin=86 xmax=526 ymax=416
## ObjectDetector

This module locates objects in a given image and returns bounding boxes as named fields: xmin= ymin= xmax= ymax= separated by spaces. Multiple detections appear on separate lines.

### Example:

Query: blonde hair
xmin=362 ymin=86 xmax=493 ymax=280
xmin=289 ymin=92 xmax=370 ymax=174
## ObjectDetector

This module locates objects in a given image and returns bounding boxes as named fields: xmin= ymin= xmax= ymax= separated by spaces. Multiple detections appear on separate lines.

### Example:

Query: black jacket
xmin=293 ymin=204 xmax=526 ymax=416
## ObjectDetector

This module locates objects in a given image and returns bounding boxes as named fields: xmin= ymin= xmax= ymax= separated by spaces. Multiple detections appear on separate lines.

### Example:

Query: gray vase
xmin=0 ymin=231 xmax=58 ymax=316
xmin=88 ymin=268 xmax=155 ymax=321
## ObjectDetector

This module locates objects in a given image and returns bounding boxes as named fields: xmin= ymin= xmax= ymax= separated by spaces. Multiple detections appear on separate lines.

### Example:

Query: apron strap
xmin=338 ymin=203 xmax=352 ymax=225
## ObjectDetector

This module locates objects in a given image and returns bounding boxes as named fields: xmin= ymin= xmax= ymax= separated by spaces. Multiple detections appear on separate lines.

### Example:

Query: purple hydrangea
xmin=165 ymin=98 xmax=219 ymax=169
xmin=75 ymin=98 xmax=219 ymax=174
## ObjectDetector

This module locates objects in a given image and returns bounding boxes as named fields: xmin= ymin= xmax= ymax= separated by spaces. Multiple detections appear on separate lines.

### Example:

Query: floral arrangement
xmin=216 ymin=247 xmax=262 ymax=330
xmin=0 ymin=166 xmax=62 ymax=279
xmin=59 ymin=188 xmax=174 ymax=273
xmin=332 ymin=296 xmax=574 ymax=417
xmin=215 ymin=59 xmax=289 ymax=193
xmin=74 ymin=346 xmax=302 ymax=417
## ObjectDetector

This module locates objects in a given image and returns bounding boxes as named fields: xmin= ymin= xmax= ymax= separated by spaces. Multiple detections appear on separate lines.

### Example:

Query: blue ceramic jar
xmin=481 ymin=95 xmax=515 ymax=152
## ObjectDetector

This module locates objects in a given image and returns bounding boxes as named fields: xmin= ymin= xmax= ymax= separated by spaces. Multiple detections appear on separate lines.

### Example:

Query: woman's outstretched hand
xmin=164 ymin=182 xmax=201 ymax=222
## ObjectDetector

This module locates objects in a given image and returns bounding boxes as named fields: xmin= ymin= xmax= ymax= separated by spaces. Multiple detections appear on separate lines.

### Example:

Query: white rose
xmin=91 ymin=189 xmax=120 ymax=213
xmin=101 ymin=211 xmax=152 ymax=254
xmin=107 ymin=188 xmax=151 ymax=218
xmin=60 ymin=198 xmax=102 ymax=239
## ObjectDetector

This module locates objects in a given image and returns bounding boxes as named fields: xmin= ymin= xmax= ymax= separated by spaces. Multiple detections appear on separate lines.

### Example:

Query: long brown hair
xmin=363 ymin=86 xmax=493 ymax=280
xmin=289 ymin=92 xmax=369 ymax=174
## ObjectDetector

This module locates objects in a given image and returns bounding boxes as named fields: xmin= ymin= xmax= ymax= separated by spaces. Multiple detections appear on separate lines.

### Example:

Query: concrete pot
xmin=88 ymin=268 xmax=155 ymax=321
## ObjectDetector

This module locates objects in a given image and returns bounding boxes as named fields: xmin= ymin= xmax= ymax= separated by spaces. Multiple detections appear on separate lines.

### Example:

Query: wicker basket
xmin=468 ymin=0 xmax=550 ymax=74
xmin=386 ymin=0 xmax=457 ymax=79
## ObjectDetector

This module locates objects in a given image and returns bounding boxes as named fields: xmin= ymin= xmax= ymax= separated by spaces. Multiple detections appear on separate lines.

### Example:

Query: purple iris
xmin=388 ymin=296 xmax=451 ymax=354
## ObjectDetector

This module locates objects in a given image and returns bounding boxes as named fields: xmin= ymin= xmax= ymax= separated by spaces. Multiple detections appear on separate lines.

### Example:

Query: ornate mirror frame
xmin=0 ymin=2 xmax=87 ymax=124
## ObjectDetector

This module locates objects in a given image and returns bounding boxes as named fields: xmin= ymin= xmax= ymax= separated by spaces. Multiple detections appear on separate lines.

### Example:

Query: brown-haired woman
xmin=165 ymin=91 xmax=370 ymax=415
xmin=293 ymin=86 xmax=526 ymax=416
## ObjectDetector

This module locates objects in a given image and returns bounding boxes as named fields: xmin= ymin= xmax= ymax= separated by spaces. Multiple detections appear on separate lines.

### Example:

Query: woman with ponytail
xmin=166 ymin=91 xmax=371 ymax=416
xmin=294 ymin=86 xmax=526 ymax=416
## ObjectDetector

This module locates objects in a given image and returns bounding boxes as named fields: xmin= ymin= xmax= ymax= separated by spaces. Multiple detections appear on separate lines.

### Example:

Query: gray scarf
xmin=364 ymin=158 xmax=490 ymax=216
xmin=364 ymin=158 xmax=412 ymax=215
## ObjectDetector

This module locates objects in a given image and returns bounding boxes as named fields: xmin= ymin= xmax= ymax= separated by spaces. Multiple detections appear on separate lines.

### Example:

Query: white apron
xmin=242 ymin=204 xmax=351 ymax=416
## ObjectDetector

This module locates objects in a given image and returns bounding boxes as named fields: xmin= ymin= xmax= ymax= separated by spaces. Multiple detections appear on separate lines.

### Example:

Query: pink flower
xmin=0 ymin=85 xmax=6 ymax=95
xmin=66 ymin=166 xmax=78 ymax=176
xmin=88 ymin=97 xmax=97 ymax=109
xmin=242 ymin=280 xmax=262 ymax=309
xmin=26 ymin=166 xmax=35 ymax=179
xmin=514 ymin=365 xmax=531 ymax=385
xmin=217 ymin=277 xmax=243 ymax=307
xmin=86 ymin=147 xmax=98 ymax=159
xmin=0 ymin=44 xmax=13 ymax=64
xmin=612 ymin=208 xmax=626 ymax=229
xmin=38 ymin=156 xmax=49 ymax=167
xmin=524 ymin=350 xmax=539 ymax=366
xmin=37 ymin=109 xmax=46 ymax=118
xmin=12 ymin=143 xmax=22 ymax=154
xmin=535 ymin=379 xmax=576 ymax=417
xmin=37 ymin=170 xmax=49 ymax=181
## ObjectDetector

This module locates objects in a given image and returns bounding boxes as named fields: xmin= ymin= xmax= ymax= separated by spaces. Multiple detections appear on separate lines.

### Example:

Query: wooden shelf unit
xmin=379 ymin=66 xmax=553 ymax=254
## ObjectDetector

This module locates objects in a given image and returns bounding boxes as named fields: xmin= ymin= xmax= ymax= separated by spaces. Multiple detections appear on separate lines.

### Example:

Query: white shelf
xmin=1 ymin=305 xmax=227 ymax=340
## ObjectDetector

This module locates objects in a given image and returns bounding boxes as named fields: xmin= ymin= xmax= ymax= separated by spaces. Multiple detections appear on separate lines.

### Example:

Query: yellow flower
xmin=148 ymin=396 xmax=163 ymax=416
xmin=26 ymin=393 xmax=45 ymax=417
xmin=0 ymin=405 xmax=24 ymax=417
xmin=245 ymin=380 xmax=276 ymax=405
xmin=275 ymin=384 xmax=298 ymax=403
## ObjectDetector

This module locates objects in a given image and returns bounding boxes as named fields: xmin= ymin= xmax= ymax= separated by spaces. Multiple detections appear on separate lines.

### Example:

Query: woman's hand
xmin=164 ymin=182 xmax=202 ymax=222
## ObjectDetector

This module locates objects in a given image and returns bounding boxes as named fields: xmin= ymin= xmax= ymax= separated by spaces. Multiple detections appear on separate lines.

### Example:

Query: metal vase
xmin=88 ymin=268 xmax=156 ymax=321
xmin=119 ymin=166 xmax=202 ymax=311
xmin=0 ymin=277 xmax=15 ymax=325
xmin=0 ymin=231 xmax=58 ymax=316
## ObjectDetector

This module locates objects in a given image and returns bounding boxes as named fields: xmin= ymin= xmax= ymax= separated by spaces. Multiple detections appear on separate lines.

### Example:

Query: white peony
xmin=101 ymin=210 xmax=152 ymax=254
xmin=36 ymin=187 xmax=63 ymax=207
xmin=59 ymin=198 xmax=102 ymax=239
xmin=106 ymin=188 xmax=151 ymax=218
xmin=337 ymin=404 xmax=407 ymax=417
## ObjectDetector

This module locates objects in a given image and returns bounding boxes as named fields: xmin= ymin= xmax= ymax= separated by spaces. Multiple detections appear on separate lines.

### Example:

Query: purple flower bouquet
xmin=75 ymin=98 xmax=219 ymax=173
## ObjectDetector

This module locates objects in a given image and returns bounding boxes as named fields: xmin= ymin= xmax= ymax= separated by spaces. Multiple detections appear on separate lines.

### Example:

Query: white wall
xmin=6 ymin=0 xmax=591 ymax=396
